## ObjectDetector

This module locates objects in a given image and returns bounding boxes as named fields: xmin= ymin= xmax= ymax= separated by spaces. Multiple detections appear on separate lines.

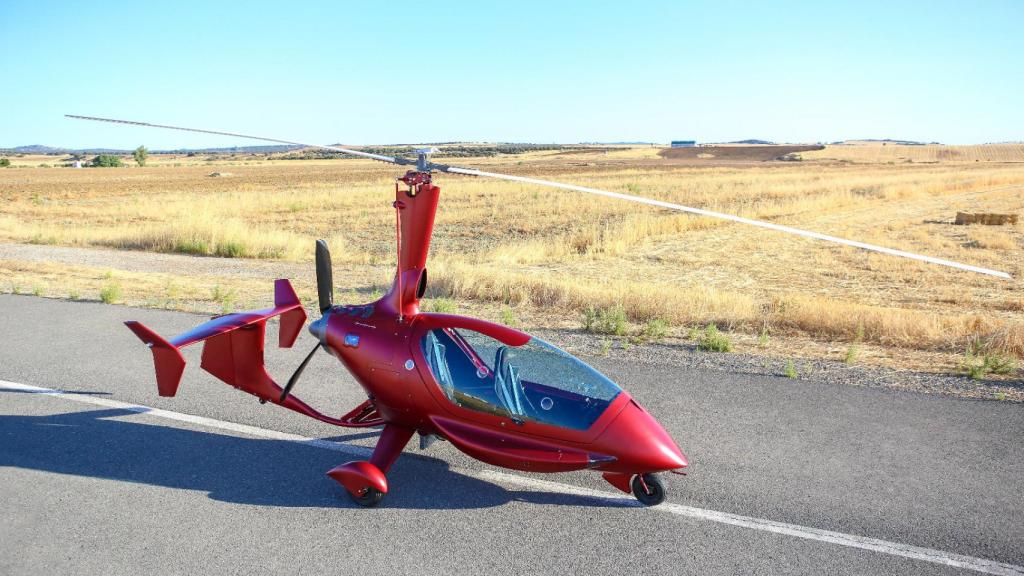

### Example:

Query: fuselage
xmin=306 ymin=174 xmax=687 ymax=476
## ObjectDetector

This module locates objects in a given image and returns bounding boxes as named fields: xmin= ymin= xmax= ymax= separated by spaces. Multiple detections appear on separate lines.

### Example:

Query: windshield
xmin=421 ymin=328 xmax=621 ymax=430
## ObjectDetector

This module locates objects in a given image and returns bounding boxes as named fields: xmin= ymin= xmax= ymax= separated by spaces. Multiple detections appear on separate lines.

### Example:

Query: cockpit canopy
xmin=421 ymin=328 xmax=621 ymax=430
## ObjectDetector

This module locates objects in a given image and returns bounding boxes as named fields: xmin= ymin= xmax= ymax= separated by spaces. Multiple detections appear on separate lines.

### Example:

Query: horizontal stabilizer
xmin=125 ymin=321 xmax=186 ymax=397
xmin=166 ymin=279 xmax=306 ymax=350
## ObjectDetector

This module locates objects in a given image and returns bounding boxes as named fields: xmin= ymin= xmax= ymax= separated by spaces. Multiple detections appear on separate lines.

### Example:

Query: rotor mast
xmin=384 ymin=151 xmax=443 ymax=321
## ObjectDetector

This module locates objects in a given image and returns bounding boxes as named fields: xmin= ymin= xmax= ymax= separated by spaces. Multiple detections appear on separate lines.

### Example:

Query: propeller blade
xmin=279 ymin=343 xmax=320 ymax=403
xmin=446 ymin=167 xmax=1012 ymax=279
xmin=66 ymin=114 xmax=1012 ymax=279
xmin=315 ymin=239 xmax=334 ymax=313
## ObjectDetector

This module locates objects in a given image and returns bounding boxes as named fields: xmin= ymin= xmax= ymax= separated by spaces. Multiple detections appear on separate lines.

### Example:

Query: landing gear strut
xmin=327 ymin=424 xmax=415 ymax=508
xmin=631 ymin=473 xmax=665 ymax=506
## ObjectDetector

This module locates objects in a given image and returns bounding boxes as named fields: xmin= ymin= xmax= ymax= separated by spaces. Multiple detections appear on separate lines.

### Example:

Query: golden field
xmin=1 ymin=145 xmax=1023 ymax=378
xmin=801 ymin=142 xmax=1024 ymax=163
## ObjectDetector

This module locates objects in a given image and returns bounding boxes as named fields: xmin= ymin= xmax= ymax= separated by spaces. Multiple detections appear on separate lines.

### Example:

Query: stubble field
xmin=1 ymin=144 xmax=1022 ymax=380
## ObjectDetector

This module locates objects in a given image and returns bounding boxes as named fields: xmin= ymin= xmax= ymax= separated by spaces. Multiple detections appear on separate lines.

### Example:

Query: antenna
xmin=66 ymin=114 xmax=1013 ymax=279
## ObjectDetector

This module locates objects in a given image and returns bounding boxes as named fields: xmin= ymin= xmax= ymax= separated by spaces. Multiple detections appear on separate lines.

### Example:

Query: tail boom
xmin=124 ymin=279 xmax=369 ymax=428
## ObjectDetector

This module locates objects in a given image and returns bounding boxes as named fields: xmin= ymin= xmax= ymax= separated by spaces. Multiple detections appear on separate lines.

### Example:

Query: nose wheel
xmin=631 ymin=473 xmax=665 ymax=506
xmin=350 ymin=486 xmax=385 ymax=507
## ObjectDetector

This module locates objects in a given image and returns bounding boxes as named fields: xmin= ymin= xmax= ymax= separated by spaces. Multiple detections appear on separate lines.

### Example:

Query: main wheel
xmin=349 ymin=486 xmax=384 ymax=507
xmin=631 ymin=473 xmax=666 ymax=506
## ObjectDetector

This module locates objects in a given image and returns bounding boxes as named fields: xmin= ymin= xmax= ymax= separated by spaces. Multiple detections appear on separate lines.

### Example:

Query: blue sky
xmin=2 ymin=0 xmax=1021 ymax=148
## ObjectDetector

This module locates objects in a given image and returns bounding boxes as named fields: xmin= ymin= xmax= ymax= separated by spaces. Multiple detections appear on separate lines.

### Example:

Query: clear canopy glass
xmin=421 ymin=328 xmax=621 ymax=430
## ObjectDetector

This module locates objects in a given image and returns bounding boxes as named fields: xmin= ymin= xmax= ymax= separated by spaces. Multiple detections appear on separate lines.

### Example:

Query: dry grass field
xmin=802 ymin=142 xmax=1024 ymax=163
xmin=2 ymin=145 xmax=1023 ymax=380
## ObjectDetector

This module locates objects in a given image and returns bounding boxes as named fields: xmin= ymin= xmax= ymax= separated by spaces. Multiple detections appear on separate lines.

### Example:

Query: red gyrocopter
xmin=68 ymin=115 xmax=1010 ymax=507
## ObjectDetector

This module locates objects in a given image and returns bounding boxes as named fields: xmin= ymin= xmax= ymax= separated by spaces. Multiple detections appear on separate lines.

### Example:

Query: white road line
xmin=3 ymin=380 xmax=1022 ymax=576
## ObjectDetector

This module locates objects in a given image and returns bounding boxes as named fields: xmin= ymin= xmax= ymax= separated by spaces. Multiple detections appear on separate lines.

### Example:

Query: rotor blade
xmin=446 ymin=167 xmax=1012 ymax=279
xmin=65 ymin=114 xmax=410 ymax=166
xmin=280 ymin=343 xmax=320 ymax=403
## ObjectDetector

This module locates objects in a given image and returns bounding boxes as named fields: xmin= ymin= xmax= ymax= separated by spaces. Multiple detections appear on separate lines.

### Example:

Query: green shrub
xmin=133 ymin=145 xmax=148 ymax=167
xmin=500 ymin=305 xmax=519 ymax=327
xmin=174 ymin=238 xmax=210 ymax=255
xmin=582 ymin=304 xmax=627 ymax=336
xmin=90 ymin=154 xmax=123 ymax=167
xmin=783 ymin=359 xmax=798 ymax=378
xmin=962 ymin=341 xmax=1017 ymax=380
xmin=637 ymin=318 xmax=669 ymax=343
xmin=844 ymin=323 xmax=864 ymax=364
xmin=211 ymin=285 xmax=236 ymax=313
xmin=215 ymin=241 xmax=246 ymax=258
xmin=582 ymin=306 xmax=598 ymax=331
xmin=697 ymin=323 xmax=732 ymax=352
xmin=0 ymin=157 xmax=10 ymax=167
xmin=100 ymin=283 xmax=122 ymax=304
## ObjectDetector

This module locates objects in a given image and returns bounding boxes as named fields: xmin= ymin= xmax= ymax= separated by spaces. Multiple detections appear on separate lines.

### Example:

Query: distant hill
xmin=0 ymin=144 xmax=302 ymax=155
xmin=1 ymin=142 xmax=595 ymax=158
xmin=9 ymin=145 xmax=68 ymax=154
xmin=4 ymin=144 xmax=131 ymax=155
xmin=161 ymin=144 xmax=300 ymax=154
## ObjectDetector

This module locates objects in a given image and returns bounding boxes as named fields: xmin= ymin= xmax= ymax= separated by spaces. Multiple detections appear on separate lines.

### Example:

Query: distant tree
xmin=0 ymin=157 xmax=10 ymax=168
xmin=90 ymin=154 xmax=124 ymax=167
xmin=133 ymin=145 xmax=148 ymax=167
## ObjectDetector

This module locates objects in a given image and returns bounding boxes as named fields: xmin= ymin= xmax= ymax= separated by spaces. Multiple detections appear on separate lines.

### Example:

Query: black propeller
xmin=280 ymin=240 xmax=334 ymax=403
xmin=316 ymin=239 xmax=334 ymax=313
xmin=279 ymin=342 xmax=319 ymax=403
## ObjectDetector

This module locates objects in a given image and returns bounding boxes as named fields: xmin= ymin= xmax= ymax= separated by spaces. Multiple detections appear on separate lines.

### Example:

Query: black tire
xmin=349 ymin=486 xmax=384 ymax=507
xmin=631 ymin=473 xmax=666 ymax=506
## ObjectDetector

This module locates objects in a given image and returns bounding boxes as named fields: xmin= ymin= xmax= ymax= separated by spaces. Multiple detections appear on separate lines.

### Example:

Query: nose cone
xmin=595 ymin=400 xmax=687 ymax=472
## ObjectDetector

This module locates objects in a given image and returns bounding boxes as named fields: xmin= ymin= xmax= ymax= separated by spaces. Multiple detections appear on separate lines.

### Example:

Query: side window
xmin=422 ymin=328 xmax=504 ymax=416
xmin=420 ymin=328 xmax=621 ymax=430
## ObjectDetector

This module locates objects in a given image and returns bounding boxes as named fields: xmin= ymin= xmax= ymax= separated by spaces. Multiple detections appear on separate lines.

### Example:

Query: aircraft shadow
xmin=0 ymin=401 xmax=634 ymax=511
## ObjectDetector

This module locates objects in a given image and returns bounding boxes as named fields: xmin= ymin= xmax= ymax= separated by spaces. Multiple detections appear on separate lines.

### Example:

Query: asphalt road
xmin=1 ymin=294 xmax=1022 ymax=575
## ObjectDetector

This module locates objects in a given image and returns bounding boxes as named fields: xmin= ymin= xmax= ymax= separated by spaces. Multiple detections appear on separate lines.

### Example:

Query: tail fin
xmin=125 ymin=321 xmax=186 ymax=397
xmin=125 ymin=278 xmax=306 ymax=397
xmin=274 ymin=278 xmax=305 ymax=348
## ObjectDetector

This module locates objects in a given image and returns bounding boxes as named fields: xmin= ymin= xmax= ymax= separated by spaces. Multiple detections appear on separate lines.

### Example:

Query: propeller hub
xmin=308 ymin=313 xmax=329 ymax=345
